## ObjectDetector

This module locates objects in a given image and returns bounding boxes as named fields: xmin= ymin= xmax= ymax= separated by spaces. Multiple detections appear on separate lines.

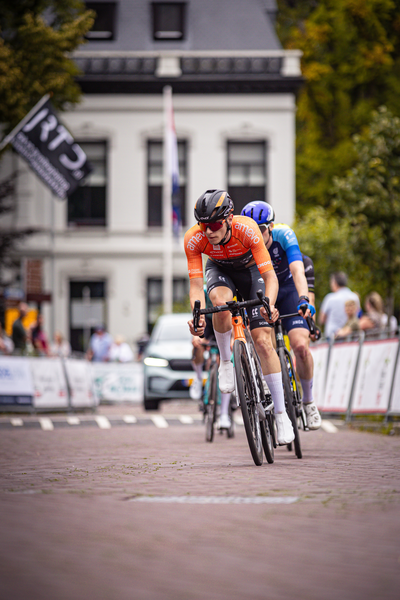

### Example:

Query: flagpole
xmin=162 ymin=86 xmax=173 ymax=315
xmin=0 ymin=94 xmax=51 ymax=152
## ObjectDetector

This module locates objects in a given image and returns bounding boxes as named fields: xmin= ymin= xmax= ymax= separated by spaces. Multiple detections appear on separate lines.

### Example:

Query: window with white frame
xmin=227 ymin=141 xmax=267 ymax=215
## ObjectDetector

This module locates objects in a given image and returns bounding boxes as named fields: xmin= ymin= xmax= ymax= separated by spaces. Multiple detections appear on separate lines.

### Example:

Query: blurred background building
xmin=0 ymin=0 xmax=302 ymax=352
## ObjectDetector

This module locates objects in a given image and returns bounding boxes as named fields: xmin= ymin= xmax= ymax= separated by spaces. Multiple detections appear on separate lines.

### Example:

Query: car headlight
xmin=144 ymin=357 xmax=169 ymax=367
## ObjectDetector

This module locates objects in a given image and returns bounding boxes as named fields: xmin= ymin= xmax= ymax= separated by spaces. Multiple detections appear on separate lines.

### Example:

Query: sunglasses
xmin=198 ymin=219 xmax=226 ymax=232
xmin=258 ymin=224 xmax=268 ymax=233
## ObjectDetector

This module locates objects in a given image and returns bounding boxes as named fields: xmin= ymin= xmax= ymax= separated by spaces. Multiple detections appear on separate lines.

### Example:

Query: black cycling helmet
xmin=241 ymin=201 xmax=275 ymax=225
xmin=194 ymin=189 xmax=234 ymax=223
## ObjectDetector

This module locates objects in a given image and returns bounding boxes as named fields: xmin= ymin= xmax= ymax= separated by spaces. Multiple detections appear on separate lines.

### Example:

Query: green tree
xmin=276 ymin=0 xmax=400 ymax=214
xmin=0 ymin=1 xmax=94 ymax=292
xmin=332 ymin=106 xmax=400 ymax=315
xmin=0 ymin=0 xmax=94 ymax=134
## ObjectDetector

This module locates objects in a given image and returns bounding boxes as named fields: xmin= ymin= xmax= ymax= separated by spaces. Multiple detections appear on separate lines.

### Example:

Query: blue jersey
xmin=269 ymin=224 xmax=303 ymax=285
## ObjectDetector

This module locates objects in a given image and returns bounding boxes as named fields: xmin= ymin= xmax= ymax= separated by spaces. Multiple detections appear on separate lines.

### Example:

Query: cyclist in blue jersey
xmin=241 ymin=201 xmax=321 ymax=430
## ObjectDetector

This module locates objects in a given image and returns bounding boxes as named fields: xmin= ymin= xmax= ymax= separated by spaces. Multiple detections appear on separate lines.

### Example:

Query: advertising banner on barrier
xmin=30 ymin=358 xmax=69 ymax=409
xmin=90 ymin=363 xmax=143 ymax=403
xmin=0 ymin=356 xmax=34 ymax=405
xmin=309 ymin=342 xmax=329 ymax=409
xmin=64 ymin=359 xmax=97 ymax=408
xmin=351 ymin=339 xmax=399 ymax=414
xmin=322 ymin=341 xmax=360 ymax=412
xmin=388 ymin=354 xmax=400 ymax=415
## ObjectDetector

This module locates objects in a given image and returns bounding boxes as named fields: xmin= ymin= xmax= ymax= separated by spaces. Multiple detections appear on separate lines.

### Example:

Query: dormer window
xmin=152 ymin=2 xmax=185 ymax=40
xmin=85 ymin=2 xmax=117 ymax=40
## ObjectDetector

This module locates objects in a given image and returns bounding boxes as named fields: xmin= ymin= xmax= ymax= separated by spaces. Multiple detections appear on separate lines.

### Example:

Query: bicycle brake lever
xmin=306 ymin=316 xmax=316 ymax=336
xmin=193 ymin=300 xmax=204 ymax=338
xmin=256 ymin=290 xmax=271 ymax=320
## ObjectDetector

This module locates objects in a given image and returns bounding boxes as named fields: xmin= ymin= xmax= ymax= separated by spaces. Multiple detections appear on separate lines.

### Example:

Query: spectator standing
xmin=335 ymin=299 xmax=360 ymax=338
xmin=359 ymin=292 xmax=386 ymax=332
xmin=31 ymin=313 xmax=50 ymax=355
xmin=109 ymin=335 xmax=134 ymax=362
xmin=86 ymin=324 xmax=113 ymax=362
xmin=11 ymin=302 xmax=28 ymax=352
xmin=0 ymin=323 xmax=14 ymax=354
xmin=319 ymin=272 xmax=359 ymax=340
xmin=50 ymin=331 xmax=71 ymax=358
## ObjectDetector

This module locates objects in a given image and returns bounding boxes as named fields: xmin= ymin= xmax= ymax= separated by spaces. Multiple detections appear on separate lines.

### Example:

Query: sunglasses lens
xmin=199 ymin=220 xmax=224 ymax=232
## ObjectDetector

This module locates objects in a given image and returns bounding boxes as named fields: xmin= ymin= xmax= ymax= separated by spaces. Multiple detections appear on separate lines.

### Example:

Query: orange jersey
xmin=184 ymin=215 xmax=273 ymax=279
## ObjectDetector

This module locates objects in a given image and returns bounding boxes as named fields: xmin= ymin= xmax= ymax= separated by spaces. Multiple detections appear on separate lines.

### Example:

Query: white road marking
xmin=321 ymin=420 xmax=338 ymax=434
xmin=10 ymin=418 xmax=23 ymax=427
xmin=179 ymin=415 xmax=193 ymax=424
xmin=39 ymin=418 xmax=54 ymax=431
xmin=123 ymin=415 xmax=137 ymax=424
xmin=67 ymin=416 xmax=80 ymax=425
xmin=151 ymin=415 xmax=169 ymax=428
xmin=129 ymin=496 xmax=299 ymax=505
xmin=95 ymin=416 xmax=111 ymax=429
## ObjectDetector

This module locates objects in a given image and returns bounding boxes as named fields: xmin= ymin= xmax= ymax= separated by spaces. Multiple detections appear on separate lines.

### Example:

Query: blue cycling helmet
xmin=241 ymin=201 xmax=275 ymax=225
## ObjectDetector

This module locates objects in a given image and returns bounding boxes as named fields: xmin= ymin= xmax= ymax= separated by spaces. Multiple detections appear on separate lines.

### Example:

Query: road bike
xmin=257 ymin=293 xmax=316 ymax=460
xmin=193 ymin=295 xmax=275 ymax=466
xmin=201 ymin=341 xmax=234 ymax=442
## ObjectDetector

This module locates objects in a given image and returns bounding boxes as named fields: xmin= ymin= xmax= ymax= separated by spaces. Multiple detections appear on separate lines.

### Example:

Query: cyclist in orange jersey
xmin=185 ymin=189 xmax=294 ymax=444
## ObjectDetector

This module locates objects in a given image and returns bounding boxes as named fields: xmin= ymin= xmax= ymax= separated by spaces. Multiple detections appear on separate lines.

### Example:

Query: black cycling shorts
xmin=276 ymin=279 xmax=308 ymax=333
xmin=205 ymin=259 xmax=270 ymax=331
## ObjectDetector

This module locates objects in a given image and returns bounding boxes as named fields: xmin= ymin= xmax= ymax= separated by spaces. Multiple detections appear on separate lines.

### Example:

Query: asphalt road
xmin=0 ymin=401 xmax=399 ymax=600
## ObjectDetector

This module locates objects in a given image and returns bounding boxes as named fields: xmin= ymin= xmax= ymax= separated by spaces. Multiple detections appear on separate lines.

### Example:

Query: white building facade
xmin=1 ymin=0 xmax=302 ymax=353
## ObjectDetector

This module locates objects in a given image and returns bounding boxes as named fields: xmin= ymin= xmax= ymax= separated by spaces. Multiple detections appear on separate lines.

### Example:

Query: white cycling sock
xmin=264 ymin=372 xmax=285 ymax=414
xmin=300 ymin=377 xmax=313 ymax=404
xmin=220 ymin=392 xmax=231 ymax=416
xmin=214 ymin=329 xmax=232 ymax=362
xmin=191 ymin=362 xmax=203 ymax=380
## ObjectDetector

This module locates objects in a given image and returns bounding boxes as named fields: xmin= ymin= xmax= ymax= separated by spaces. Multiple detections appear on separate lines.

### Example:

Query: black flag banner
xmin=5 ymin=96 xmax=92 ymax=199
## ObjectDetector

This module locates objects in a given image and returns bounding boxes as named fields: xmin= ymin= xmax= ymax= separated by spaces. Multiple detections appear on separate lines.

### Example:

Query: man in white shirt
xmin=319 ymin=272 xmax=360 ymax=340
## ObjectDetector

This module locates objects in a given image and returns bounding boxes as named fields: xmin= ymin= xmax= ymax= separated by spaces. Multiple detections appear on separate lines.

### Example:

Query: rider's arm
xmin=189 ymin=277 xmax=206 ymax=310
xmin=188 ymin=277 xmax=206 ymax=336
xmin=262 ymin=269 xmax=279 ymax=306
xmin=289 ymin=260 xmax=309 ymax=299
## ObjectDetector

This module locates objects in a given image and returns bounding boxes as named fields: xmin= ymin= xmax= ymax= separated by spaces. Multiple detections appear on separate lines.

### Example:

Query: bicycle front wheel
xmin=233 ymin=340 xmax=263 ymax=466
xmin=205 ymin=364 xmax=218 ymax=442
xmin=279 ymin=347 xmax=302 ymax=459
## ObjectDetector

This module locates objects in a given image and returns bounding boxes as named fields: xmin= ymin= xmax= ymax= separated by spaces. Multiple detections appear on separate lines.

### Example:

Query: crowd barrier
xmin=0 ymin=356 xmax=144 ymax=411
xmin=310 ymin=330 xmax=400 ymax=420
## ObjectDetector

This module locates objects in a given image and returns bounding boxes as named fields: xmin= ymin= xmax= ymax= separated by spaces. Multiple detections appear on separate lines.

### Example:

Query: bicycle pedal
xmin=263 ymin=401 xmax=274 ymax=413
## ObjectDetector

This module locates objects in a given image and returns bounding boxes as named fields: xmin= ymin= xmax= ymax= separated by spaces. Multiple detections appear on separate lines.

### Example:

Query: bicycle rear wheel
xmin=233 ymin=340 xmax=263 ymax=466
xmin=279 ymin=347 xmax=302 ymax=459
xmin=205 ymin=364 xmax=218 ymax=442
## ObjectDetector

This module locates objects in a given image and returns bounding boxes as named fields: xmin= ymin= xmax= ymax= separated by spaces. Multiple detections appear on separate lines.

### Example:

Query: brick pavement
xmin=0 ymin=402 xmax=399 ymax=600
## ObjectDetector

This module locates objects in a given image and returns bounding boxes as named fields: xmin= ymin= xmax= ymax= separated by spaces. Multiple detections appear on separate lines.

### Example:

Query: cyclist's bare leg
xmin=209 ymin=286 xmax=235 ymax=393
xmin=289 ymin=327 xmax=321 ymax=429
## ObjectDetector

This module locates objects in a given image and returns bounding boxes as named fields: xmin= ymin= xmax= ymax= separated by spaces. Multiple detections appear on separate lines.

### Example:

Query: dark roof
xmin=75 ymin=0 xmax=304 ymax=94
xmin=81 ymin=0 xmax=281 ymax=52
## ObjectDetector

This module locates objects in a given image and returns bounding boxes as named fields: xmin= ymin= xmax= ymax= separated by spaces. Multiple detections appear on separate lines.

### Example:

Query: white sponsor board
xmin=351 ymin=339 xmax=399 ymax=414
xmin=64 ymin=359 xmax=97 ymax=408
xmin=309 ymin=343 xmax=329 ymax=409
xmin=90 ymin=362 xmax=143 ymax=403
xmin=30 ymin=358 xmax=69 ymax=409
xmin=388 ymin=351 xmax=400 ymax=415
xmin=0 ymin=356 xmax=34 ymax=404
xmin=322 ymin=341 xmax=360 ymax=413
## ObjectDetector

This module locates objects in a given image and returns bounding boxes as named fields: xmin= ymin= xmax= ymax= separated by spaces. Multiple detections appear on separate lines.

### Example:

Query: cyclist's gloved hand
xmin=297 ymin=295 xmax=316 ymax=316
